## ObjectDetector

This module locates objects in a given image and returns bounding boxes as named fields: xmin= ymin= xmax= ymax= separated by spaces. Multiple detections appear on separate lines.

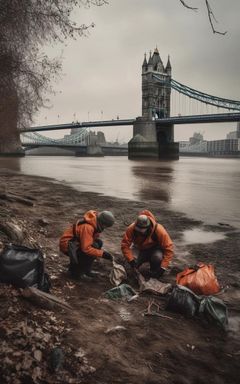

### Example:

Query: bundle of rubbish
xmin=176 ymin=262 xmax=220 ymax=295
xmin=105 ymin=283 xmax=137 ymax=300
xmin=106 ymin=259 xmax=172 ymax=300
xmin=167 ymin=285 xmax=228 ymax=329
xmin=109 ymin=260 xmax=127 ymax=286
xmin=0 ymin=243 xmax=51 ymax=292
xmin=105 ymin=260 xmax=228 ymax=330
xmin=167 ymin=263 xmax=228 ymax=329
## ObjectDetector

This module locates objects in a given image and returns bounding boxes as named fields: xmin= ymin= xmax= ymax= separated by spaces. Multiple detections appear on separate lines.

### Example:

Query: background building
xmin=179 ymin=122 xmax=240 ymax=157
xmin=226 ymin=122 xmax=240 ymax=139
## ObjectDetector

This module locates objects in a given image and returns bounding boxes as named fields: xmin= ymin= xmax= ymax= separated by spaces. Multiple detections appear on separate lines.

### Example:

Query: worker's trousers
xmin=68 ymin=239 xmax=103 ymax=278
xmin=136 ymin=246 xmax=163 ymax=277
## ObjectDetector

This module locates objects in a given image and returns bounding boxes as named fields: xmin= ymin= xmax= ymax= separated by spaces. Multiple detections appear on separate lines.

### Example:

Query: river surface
xmin=0 ymin=156 xmax=240 ymax=228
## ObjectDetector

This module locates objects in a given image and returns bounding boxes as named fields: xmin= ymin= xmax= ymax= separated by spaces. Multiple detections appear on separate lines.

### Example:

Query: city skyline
xmin=35 ymin=0 xmax=240 ymax=143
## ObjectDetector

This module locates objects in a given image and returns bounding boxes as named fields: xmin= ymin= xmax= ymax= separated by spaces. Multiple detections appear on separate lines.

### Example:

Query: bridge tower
xmin=128 ymin=48 xmax=179 ymax=159
xmin=142 ymin=48 xmax=171 ymax=119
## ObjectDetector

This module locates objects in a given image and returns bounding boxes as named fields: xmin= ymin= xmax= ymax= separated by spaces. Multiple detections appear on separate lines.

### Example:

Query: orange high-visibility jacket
xmin=59 ymin=210 xmax=103 ymax=258
xmin=121 ymin=210 xmax=174 ymax=269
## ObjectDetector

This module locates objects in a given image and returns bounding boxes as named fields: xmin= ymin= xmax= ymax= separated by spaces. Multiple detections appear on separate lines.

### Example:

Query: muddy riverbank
xmin=0 ymin=169 xmax=239 ymax=383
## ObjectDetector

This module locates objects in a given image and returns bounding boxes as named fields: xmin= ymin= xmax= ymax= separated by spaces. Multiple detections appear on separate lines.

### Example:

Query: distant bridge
xmin=23 ymin=143 xmax=127 ymax=156
xmin=21 ymin=130 xmax=127 ymax=155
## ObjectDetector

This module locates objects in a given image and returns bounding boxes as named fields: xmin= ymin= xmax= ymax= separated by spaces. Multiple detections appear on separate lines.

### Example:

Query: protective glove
xmin=158 ymin=267 xmax=166 ymax=276
xmin=102 ymin=251 xmax=113 ymax=261
xmin=129 ymin=259 xmax=137 ymax=269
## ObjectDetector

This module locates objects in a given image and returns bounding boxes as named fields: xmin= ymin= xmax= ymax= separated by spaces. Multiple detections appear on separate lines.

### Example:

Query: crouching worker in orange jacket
xmin=59 ymin=210 xmax=115 ymax=279
xmin=121 ymin=210 xmax=174 ymax=279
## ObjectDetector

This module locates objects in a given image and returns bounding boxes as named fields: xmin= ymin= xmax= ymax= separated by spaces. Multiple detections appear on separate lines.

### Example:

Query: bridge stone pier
xmin=129 ymin=118 xmax=179 ymax=159
xmin=129 ymin=118 xmax=158 ymax=158
xmin=128 ymin=48 xmax=179 ymax=160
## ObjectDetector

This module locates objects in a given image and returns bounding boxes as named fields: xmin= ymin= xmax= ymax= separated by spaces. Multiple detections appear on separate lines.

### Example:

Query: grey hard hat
xmin=98 ymin=211 xmax=115 ymax=228
xmin=135 ymin=214 xmax=151 ymax=229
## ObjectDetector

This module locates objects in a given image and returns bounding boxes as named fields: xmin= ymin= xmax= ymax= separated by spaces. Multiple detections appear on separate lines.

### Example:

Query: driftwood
xmin=0 ymin=222 xmax=24 ymax=242
xmin=21 ymin=287 xmax=72 ymax=311
xmin=143 ymin=299 xmax=173 ymax=320
xmin=0 ymin=192 xmax=34 ymax=206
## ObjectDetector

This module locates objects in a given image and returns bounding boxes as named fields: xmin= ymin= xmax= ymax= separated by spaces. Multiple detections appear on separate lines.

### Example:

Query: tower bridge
xmin=21 ymin=47 xmax=240 ymax=159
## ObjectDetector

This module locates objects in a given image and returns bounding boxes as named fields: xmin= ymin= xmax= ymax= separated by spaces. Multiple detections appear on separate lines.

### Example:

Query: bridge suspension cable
xmin=153 ymin=74 xmax=240 ymax=111
xmin=171 ymin=89 xmax=228 ymax=116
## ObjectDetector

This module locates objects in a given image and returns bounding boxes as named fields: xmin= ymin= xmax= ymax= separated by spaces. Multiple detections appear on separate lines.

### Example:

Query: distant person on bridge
xmin=59 ymin=210 xmax=115 ymax=279
xmin=121 ymin=210 xmax=173 ymax=279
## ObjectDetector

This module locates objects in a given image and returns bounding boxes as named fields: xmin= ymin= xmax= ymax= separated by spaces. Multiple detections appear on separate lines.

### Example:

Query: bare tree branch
xmin=179 ymin=0 xmax=227 ymax=35
xmin=205 ymin=0 xmax=227 ymax=35
xmin=0 ymin=0 xmax=108 ymax=152
xmin=179 ymin=0 xmax=197 ymax=11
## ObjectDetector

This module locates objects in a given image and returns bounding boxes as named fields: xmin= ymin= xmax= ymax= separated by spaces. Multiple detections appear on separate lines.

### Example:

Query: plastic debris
xmin=138 ymin=272 xmax=172 ymax=295
xmin=109 ymin=260 xmax=127 ymax=286
xmin=104 ymin=284 xmax=136 ymax=300
xmin=199 ymin=295 xmax=228 ymax=329
xmin=104 ymin=325 xmax=127 ymax=334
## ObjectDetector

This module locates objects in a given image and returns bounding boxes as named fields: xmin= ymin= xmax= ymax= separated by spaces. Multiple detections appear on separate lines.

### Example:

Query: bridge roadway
xmin=156 ymin=112 xmax=240 ymax=125
xmin=21 ymin=112 xmax=240 ymax=133
xmin=21 ymin=119 xmax=135 ymax=132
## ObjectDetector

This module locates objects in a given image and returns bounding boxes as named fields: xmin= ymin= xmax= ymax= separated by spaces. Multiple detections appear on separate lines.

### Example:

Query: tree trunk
xmin=0 ymin=84 xmax=23 ymax=155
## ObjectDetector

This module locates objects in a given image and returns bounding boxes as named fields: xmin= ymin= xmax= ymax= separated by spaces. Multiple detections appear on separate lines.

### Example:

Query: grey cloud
xmin=37 ymin=0 xmax=240 ymax=142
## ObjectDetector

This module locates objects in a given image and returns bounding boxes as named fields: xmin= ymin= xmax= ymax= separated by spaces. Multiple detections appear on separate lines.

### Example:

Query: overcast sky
xmin=36 ymin=0 xmax=240 ymax=142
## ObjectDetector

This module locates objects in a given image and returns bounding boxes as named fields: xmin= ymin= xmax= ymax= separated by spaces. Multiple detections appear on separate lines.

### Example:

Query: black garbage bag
xmin=166 ymin=285 xmax=199 ymax=317
xmin=0 ymin=243 xmax=51 ymax=292
xmin=199 ymin=296 xmax=228 ymax=329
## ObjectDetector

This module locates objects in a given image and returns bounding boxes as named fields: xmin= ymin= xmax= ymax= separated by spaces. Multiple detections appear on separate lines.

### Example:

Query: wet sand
xmin=0 ymin=169 xmax=239 ymax=383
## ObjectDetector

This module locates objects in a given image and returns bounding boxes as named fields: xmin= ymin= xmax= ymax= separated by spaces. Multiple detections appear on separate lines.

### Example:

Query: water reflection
xmin=0 ymin=156 xmax=239 ymax=228
xmin=182 ymin=228 xmax=225 ymax=244
xmin=131 ymin=161 xmax=174 ymax=203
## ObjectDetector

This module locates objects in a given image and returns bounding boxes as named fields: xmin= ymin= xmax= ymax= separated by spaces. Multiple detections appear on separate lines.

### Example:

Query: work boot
xmin=149 ymin=267 xmax=165 ymax=280
xmin=78 ymin=273 xmax=95 ymax=281
xmin=68 ymin=263 xmax=81 ymax=280
xmin=149 ymin=270 xmax=161 ymax=280
xmin=85 ymin=270 xmax=100 ymax=278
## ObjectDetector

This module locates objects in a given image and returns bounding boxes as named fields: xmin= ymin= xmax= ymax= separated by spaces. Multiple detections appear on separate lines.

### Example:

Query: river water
xmin=0 ymin=156 xmax=239 ymax=228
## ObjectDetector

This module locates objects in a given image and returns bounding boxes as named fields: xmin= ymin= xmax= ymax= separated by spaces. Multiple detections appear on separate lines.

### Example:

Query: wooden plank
xmin=21 ymin=287 xmax=72 ymax=311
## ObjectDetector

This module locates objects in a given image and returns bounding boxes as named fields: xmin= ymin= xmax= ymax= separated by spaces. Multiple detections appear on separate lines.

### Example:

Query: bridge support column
xmin=156 ymin=123 xmax=179 ymax=159
xmin=75 ymin=144 xmax=104 ymax=157
xmin=128 ymin=118 xmax=179 ymax=159
xmin=128 ymin=117 xmax=158 ymax=159
xmin=86 ymin=144 xmax=104 ymax=156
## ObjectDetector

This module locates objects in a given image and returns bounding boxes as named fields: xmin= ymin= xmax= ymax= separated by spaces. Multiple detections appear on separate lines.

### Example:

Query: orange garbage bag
xmin=176 ymin=263 xmax=220 ymax=295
